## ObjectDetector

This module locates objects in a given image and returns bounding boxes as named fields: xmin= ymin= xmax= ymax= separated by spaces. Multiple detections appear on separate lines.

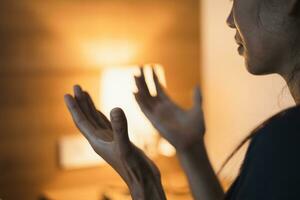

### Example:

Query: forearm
xmin=126 ymin=172 xmax=167 ymax=200
xmin=177 ymin=141 xmax=224 ymax=200
xmin=120 ymin=148 xmax=167 ymax=200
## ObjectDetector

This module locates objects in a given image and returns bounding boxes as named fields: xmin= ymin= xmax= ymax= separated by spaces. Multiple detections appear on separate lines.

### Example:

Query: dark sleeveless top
xmin=225 ymin=105 xmax=300 ymax=200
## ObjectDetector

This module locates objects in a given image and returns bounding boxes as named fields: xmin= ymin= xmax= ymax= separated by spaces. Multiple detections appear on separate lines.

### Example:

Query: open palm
xmin=64 ymin=85 xmax=166 ymax=200
xmin=134 ymin=68 xmax=205 ymax=151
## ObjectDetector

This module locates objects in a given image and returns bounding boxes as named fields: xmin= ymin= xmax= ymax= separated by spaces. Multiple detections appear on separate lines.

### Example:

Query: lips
xmin=235 ymin=34 xmax=243 ymax=46
xmin=235 ymin=33 xmax=244 ymax=55
xmin=238 ymin=45 xmax=244 ymax=55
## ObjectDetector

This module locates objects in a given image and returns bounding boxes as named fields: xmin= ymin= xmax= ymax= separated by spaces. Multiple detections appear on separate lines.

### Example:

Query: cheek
xmin=243 ymin=37 xmax=272 ymax=75
xmin=259 ymin=2 xmax=287 ymax=33
xmin=244 ymin=33 xmax=289 ymax=75
xmin=233 ymin=18 xmax=269 ymax=74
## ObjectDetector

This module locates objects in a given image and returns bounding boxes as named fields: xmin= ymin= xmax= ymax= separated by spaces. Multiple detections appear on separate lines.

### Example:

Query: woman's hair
xmin=291 ymin=1 xmax=300 ymax=17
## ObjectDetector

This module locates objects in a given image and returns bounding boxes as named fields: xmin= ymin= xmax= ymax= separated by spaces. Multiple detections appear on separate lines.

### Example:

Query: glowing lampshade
xmin=100 ymin=65 xmax=175 ymax=157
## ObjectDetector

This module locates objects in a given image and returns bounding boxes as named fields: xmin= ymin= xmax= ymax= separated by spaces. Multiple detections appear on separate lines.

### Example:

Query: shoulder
xmin=252 ymin=105 xmax=300 ymax=149
xmin=233 ymin=105 xmax=300 ymax=199
xmin=249 ymin=105 xmax=300 ymax=166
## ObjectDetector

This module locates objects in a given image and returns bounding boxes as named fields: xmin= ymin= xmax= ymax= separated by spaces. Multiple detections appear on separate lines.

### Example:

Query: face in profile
xmin=227 ymin=0 xmax=300 ymax=76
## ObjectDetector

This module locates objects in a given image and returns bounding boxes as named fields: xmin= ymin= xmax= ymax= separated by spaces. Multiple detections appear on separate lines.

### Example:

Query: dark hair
xmin=290 ymin=1 xmax=300 ymax=17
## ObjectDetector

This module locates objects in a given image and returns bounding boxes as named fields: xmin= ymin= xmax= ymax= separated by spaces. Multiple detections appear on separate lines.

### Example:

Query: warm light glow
xmin=58 ymin=135 xmax=106 ymax=169
xmin=100 ymin=65 xmax=175 ymax=157
xmin=82 ymin=40 xmax=137 ymax=66
xmin=158 ymin=138 xmax=176 ymax=157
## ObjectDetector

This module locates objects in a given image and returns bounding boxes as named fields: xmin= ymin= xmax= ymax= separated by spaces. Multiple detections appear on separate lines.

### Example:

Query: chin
xmin=243 ymin=50 xmax=281 ymax=75
xmin=243 ymin=47 xmax=283 ymax=76
xmin=244 ymin=58 xmax=274 ymax=76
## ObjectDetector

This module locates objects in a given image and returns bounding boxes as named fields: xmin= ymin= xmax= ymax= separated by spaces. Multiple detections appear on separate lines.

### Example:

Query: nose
xmin=226 ymin=8 xmax=235 ymax=28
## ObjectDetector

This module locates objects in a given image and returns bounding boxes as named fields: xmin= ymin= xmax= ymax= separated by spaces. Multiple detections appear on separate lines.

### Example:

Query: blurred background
xmin=0 ymin=0 xmax=295 ymax=199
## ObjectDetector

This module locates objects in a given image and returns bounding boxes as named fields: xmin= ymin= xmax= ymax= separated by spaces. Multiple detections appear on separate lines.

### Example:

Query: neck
xmin=282 ymin=67 xmax=300 ymax=105
xmin=288 ymin=82 xmax=300 ymax=105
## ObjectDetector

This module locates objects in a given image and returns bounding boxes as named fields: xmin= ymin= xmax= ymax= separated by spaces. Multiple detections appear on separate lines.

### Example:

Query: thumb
xmin=193 ymin=86 xmax=203 ymax=110
xmin=110 ymin=107 xmax=131 ymax=151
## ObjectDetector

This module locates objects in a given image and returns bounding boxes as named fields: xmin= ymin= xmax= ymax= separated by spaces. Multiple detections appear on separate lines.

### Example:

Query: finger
xmin=64 ymin=94 xmax=96 ymax=139
xmin=134 ymin=67 xmax=151 ymax=97
xmin=110 ymin=107 xmax=131 ymax=151
xmin=152 ymin=67 xmax=168 ymax=100
xmin=133 ymin=92 xmax=153 ymax=115
xmin=84 ymin=91 xmax=112 ymax=129
xmin=192 ymin=86 xmax=203 ymax=110
xmin=134 ymin=77 xmax=155 ymax=111
xmin=73 ymin=85 xmax=98 ymax=128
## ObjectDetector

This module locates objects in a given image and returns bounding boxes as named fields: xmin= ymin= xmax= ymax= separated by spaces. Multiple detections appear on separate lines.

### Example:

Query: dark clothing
xmin=225 ymin=105 xmax=300 ymax=200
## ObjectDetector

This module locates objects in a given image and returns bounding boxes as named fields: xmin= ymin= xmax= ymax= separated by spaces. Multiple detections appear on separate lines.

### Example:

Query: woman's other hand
xmin=64 ymin=85 xmax=166 ymax=200
xmin=134 ymin=69 xmax=225 ymax=200
xmin=134 ymin=67 xmax=205 ymax=152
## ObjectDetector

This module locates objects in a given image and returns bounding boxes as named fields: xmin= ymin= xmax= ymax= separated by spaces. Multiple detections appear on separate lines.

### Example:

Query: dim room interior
xmin=0 ymin=0 xmax=295 ymax=200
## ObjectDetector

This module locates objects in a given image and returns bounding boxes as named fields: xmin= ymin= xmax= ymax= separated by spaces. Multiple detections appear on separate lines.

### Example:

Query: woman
xmin=64 ymin=0 xmax=300 ymax=199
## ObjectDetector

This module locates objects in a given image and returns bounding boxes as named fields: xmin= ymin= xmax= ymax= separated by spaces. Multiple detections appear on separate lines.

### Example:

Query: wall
xmin=200 ymin=0 xmax=295 ymax=183
xmin=0 ymin=0 xmax=200 ymax=199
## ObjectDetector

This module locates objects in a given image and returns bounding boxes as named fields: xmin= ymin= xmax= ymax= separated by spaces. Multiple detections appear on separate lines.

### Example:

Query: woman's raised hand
xmin=134 ymin=67 xmax=205 ymax=152
xmin=64 ymin=85 xmax=166 ymax=200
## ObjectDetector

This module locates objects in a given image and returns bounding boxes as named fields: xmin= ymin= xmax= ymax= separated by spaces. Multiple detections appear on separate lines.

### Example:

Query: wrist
xmin=119 ymin=148 xmax=166 ymax=200
xmin=176 ymin=139 xmax=212 ymax=170
xmin=125 ymin=168 xmax=166 ymax=200
xmin=176 ymin=139 xmax=206 ymax=157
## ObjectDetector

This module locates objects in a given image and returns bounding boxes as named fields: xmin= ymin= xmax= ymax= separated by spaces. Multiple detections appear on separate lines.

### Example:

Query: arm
xmin=64 ymin=85 xmax=167 ymax=200
xmin=124 ymin=146 xmax=167 ymax=200
xmin=177 ymin=142 xmax=224 ymax=200
xmin=134 ymin=67 xmax=224 ymax=199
